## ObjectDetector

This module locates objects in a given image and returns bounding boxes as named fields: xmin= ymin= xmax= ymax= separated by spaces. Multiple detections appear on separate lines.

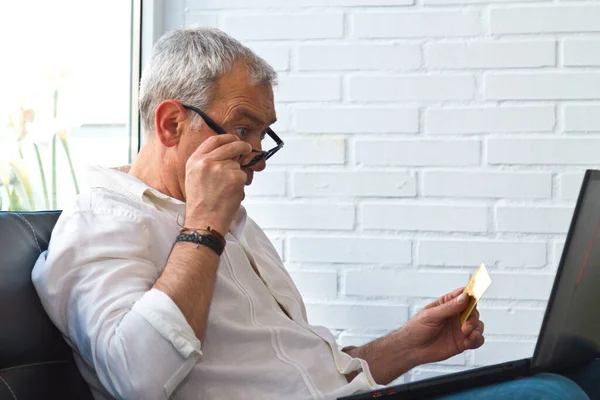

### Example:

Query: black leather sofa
xmin=0 ymin=211 xmax=93 ymax=399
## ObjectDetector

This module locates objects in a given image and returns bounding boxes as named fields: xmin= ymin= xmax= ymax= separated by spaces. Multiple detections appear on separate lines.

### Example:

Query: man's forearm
xmin=153 ymin=241 xmax=220 ymax=340
xmin=343 ymin=329 xmax=420 ymax=385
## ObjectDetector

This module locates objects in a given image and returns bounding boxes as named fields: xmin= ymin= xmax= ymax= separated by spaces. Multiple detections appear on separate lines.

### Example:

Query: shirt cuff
xmin=131 ymin=288 xmax=202 ymax=359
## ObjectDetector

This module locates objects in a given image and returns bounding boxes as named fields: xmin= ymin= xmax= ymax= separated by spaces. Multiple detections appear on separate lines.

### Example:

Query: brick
xmin=564 ymin=39 xmax=600 ymax=67
xmin=432 ymin=354 xmax=467 ymax=366
xmin=485 ymin=73 xmax=600 ymax=100
xmin=362 ymin=203 xmax=488 ymax=232
xmin=272 ymin=104 xmax=291 ymax=133
xmin=244 ymin=202 xmax=354 ymax=230
xmin=559 ymin=172 xmax=585 ymax=200
xmin=427 ymin=41 xmax=555 ymax=69
xmin=344 ymin=270 xmax=469 ymax=298
xmin=222 ymin=14 xmax=344 ymax=40
xmin=185 ymin=12 xmax=218 ymax=28
xmin=269 ymin=137 xmax=345 ymax=165
xmin=350 ymin=75 xmax=475 ymax=102
xmin=481 ymin=308 xmax=545 ymax=335
xmin=245 ymin=171 xmax=286 ymax=197
xmin=190 ymin=0 xmax=412 ymax=7
xmin=474 ymin=341 xmax=536 ymax=366
xmin=289 ymin=236 xmax=412 ymax=264
xmin=246 ymin=44 xmax=290 ymax=71
xmin=356 ymin=139 xmax=480 ymax=167
xmin=564 ymin=105 xmax=600 ymax=132
xmin=338 ymin=334 xmax=379 ymax=348
xmin=298 ymin=44 xmax=421 ymax=71
xmin=288 ymin=271 xmax=338 ymax=298
xmin=353 ymin=11 xmax=482 ymax=38
xmin=488 ymin=138 xmax=600 ymax=165
xmin=306 ymin=303 xmax=409 ymax=330
xmin=496 ymin=206 xmax=574 ymax=234
xmin=485 ymin=273 xmax=554 ymax=300
xmin=292 ymin=171 xmax=417 ymax=198
xmin=427 ymin=106 xmax=555 ymax=135
xmin=418 ymin=239 xmax=547 ymax=268
xmin=423 ymin=171 xmax=552 ymax=199
xmin=491 ymin=5 xmax=600 ymax=34
xmin=275 ymin=75 xmax=341 ymax=102
xmin=412 ymin=369 xmax=455 ymax=381
xmin=296 ymin=107 xmax=418 ymax=134
xmin=411 ymin=355 xmax=468 ymax=370
xmin=426 ymin=0 xmax=548 ymax=4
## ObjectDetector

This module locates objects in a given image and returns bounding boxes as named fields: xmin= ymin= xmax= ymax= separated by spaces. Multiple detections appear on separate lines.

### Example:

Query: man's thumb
xmin=428 ymin=292 xmax=469 ymax=322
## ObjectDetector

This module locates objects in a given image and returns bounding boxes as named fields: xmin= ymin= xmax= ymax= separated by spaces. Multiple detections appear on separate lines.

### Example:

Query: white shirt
xmin=32 ymin=166 xmax=379 ymax=400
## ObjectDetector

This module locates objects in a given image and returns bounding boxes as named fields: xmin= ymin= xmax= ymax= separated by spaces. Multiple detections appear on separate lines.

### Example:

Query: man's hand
xmin=402 ymin=287 xmax=485 ymax=365
xmin=344 ymin=287 xmax=484 ymax=385
xmin=184 ymin=134 xmax=252 ymax=234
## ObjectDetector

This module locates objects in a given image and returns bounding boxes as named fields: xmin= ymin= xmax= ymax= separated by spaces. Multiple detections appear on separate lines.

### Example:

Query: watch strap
xmin=175 ymin=231 xmax=225 ymax=256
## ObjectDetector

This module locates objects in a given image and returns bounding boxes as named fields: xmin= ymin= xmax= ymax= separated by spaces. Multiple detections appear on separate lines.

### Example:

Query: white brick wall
xmin=426 ymin=41 xmax=555 ymax=70
xmin=293 ymin=171 xmax=417 ymax=197
xmin=169 ymin=0 xmax=600 ymax=383
xmin=418 ymin=239 xmax=547 ymax=268
xmin=426 ymin=106 xmax=555 ymax=134
xmin=564 ymin=105 xmax=600 ymax=132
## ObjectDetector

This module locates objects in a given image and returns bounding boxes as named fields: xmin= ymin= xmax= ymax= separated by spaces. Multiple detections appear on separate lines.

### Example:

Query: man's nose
xmin=250 ymin=155 xmax=266 ymax=172
xmin=240 ymin=136 xmax=266 ymax=171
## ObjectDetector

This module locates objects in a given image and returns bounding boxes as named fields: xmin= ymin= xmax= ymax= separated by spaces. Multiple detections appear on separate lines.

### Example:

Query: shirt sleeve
xmin=32 ymin=206 xmax=201 ymax=400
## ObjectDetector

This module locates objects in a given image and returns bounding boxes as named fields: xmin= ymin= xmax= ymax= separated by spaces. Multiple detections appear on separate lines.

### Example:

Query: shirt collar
xmin=229 ymin=206 xmax=248 ymax=239
xmin=86 ymin=165 xmax=185 ymax=213
xmin=85 ymin=165 xmax=246 ymax=235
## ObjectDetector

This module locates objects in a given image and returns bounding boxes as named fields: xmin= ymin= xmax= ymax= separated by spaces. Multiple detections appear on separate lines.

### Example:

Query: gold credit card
xmin=460 ymin=264 xmax=492 ymax=325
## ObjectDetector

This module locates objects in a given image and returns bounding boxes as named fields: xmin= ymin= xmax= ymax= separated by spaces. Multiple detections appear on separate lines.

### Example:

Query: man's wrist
xmin=341 ymin=331 xmax=420 ymax=385
xmin=184 ymin=219 xmax=228 ymax=238
xmin=388 ymin=328 xmax=422 ymax=371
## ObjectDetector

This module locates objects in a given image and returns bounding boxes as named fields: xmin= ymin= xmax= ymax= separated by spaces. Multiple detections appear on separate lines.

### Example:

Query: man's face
xmin=180 ymin=62 xmax=277 ymax=190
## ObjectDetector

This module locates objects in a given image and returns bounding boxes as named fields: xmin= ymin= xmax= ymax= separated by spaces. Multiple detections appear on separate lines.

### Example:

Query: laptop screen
xmin=533 ymin=169 xmax=600 ymax=371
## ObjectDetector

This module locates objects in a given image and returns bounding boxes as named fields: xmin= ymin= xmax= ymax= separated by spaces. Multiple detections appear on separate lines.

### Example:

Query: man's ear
xmin=154 ymin=100 xmax=187 ymax=147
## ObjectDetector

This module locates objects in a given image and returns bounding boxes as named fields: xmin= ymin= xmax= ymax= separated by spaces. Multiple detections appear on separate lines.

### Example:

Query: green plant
xmin=1 ymin=107 xmax=80 ymax=211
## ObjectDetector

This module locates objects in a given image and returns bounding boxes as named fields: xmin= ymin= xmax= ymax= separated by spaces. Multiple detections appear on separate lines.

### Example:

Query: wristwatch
xmin=175 ymin=226 xmax=226 ymax=256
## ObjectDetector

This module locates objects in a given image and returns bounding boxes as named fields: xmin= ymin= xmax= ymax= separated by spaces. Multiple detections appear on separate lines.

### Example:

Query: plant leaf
xmin=8 ymin=187 xmax=23 ymax=211
xmin=8 ymin=158 xmax=35 ymax=210
xmin=58 ymin=134 xmax=79 ymax=194
xmin=33 ymin=143 xmax=49 ymax=209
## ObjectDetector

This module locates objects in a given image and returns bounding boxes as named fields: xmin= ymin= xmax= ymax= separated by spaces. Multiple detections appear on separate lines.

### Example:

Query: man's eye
xmin=234 ymin=127 xmax=248 ymax=137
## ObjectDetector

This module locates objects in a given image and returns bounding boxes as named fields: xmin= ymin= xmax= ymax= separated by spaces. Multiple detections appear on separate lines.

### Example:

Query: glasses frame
xmin=182 ymin=104 xmax=284 ymax=168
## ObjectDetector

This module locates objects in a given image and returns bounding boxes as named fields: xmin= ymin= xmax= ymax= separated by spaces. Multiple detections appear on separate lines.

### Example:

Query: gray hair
xmin=139 ymin=27 xmax=277 ymax=135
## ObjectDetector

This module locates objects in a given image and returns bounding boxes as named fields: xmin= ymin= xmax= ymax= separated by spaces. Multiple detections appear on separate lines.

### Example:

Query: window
xmin=0 ymin=0 xmax=139 ymax=211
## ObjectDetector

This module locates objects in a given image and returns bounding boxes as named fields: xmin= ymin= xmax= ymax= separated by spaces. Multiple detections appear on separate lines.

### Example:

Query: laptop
xmin=340 ymin=169 xmax=600 ymax=400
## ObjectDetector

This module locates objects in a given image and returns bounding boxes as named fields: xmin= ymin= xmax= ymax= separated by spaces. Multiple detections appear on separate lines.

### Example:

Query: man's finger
xmin=206 ymin=141 xmax=253 ymax=161
xmin=462 ymin=308 xmax=481 ymax=334
xmin=195 ymin=134 xmax=241 ymax=155
xmin=468 ymin=308 xmax=480 ymax=321
xmin=462 ymin=320 xmax=477 ymax=336
xmin=423 ymin=287 xmax=465 ymax=311
xmin=464 ymin=331 xmax=485 ymax=350
xmin=424 ymin=291 xmax=469 ymax=323
xmin=474 ymin=320 xmax=484 ymax=336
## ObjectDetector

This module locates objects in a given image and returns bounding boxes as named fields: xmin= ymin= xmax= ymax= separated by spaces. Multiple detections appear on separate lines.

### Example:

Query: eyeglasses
xmin=182 ymin=104 xmax=284 ymax=168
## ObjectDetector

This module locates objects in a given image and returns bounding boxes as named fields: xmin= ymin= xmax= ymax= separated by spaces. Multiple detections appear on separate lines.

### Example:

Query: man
xmin=32 ymin=27 xmax=593 ymax=400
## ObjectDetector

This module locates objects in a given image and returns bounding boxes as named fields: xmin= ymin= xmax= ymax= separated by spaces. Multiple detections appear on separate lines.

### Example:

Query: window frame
xmin=129 ymin=0 xmax=143 ymax=162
